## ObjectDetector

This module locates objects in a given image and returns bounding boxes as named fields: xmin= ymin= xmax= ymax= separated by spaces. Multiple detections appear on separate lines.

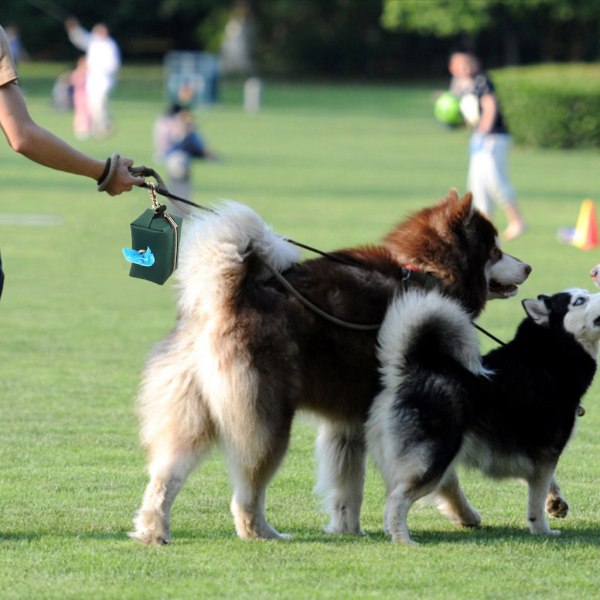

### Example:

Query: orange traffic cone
xmin=572 ymin=199 xmax=599 ymax=250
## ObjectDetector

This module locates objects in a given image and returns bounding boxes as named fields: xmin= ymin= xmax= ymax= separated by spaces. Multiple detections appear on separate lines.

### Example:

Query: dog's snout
xmin=591 ymin=266 xmax=599 ymax=279
xmin=517 ymin=261 xmax=532 ymax=284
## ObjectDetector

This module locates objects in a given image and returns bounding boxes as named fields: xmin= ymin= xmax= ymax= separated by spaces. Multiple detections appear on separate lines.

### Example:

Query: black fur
xmin=130 ymin=192 xmax=532 ymax=544
xmin=370 ymin=289 xmax=600 ymax=543
xmin=473 ymin=312 xmax=595 ymax=463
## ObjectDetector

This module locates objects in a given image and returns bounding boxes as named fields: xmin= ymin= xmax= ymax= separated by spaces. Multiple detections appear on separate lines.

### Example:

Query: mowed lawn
xmin=2 ymin=63 xmax=600 ymax=599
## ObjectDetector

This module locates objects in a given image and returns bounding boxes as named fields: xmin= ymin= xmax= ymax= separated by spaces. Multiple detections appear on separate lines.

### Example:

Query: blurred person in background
xmin=65 ymin=18 xmax=120 ymax=138
xmin=70 ymin=56 xmax=91 ymax=139
xmin=153 ymin=102 xmax=218 ymax=208
xmin=448 ymin=48 xmax=526 ymax=241
xmin=0 ymin=24 xmax=143 ymax=299
xmin=154 ymin=81 xmax=219 ymax=209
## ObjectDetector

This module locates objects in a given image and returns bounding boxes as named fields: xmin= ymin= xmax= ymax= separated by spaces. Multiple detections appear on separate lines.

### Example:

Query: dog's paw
xmin=254 ymin=529 xmax=293 ymax=541
xmin=436 ymin=500 xmax=481 ymax=528
xmin=323 ymin=514 xmax=363 ymax=535
xmin=458 ymin=507 xmax=481 ymax=528
xmin=533 ymin=528 xmax=562 ymax=536
xmin=391 ymin=532 xmax=419 ymax=546
xmin=235 ymin=521 xmax=293 ymax=540
xmin=128 ymin=530 xmax=172 ymax=546
xmin=529 ymin=521 xmax=561 ymax=536
xmin=546 ymin=496 xmax=569 ymax=519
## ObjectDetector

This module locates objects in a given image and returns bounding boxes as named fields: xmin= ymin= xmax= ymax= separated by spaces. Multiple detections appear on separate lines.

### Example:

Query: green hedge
xmin=492 ymin=64 xmax=600 ymax=149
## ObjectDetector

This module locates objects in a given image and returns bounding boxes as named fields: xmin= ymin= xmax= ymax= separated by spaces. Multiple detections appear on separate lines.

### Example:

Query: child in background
xmin=153 ymin=103 xmax=217 ymax=211
xmin=70 ymin=56 xmax=91 ymax=139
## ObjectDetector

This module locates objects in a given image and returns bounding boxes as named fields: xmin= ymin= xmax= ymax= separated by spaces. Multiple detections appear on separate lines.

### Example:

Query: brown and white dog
xmin=129 ymin=190 xmax=531 ymax=544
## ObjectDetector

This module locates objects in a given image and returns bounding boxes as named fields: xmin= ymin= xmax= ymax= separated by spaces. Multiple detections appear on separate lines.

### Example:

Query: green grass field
xmin=2 ymin=63 xmax=600 ymax=599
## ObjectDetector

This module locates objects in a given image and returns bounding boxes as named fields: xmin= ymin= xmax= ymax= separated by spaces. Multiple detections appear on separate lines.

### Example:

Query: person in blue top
xmin=449 ymin=49 xmax=526 ymax=241
xmin=153 ymin=102 xmax=218 ymax=209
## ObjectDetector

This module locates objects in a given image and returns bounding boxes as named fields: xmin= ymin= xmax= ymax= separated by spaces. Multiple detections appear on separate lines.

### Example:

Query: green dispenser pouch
xmin=127 ymin=185 xmax=183 ymax=285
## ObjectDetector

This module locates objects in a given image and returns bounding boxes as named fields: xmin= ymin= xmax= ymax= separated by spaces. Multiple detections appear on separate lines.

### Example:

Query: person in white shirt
xmin=65 ymin=18 xmax=121 ymax=138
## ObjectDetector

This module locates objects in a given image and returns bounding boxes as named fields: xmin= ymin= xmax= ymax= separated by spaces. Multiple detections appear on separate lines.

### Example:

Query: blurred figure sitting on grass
xmin=153 ymin=103 xmax=218 ymax=210
xmin=0 ymin=24 xmax=143 ymax=299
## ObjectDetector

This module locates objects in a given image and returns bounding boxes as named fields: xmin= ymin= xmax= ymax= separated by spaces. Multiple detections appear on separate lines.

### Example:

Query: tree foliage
xmin=382 ymin=0 xmax=600 ymax=62
xmin=2 ymin=0 xmax=600 ymax=75
xmin=2 ymin=0 xmax=233 ymax=59
xmin=382 ymin=0 xmax=498 ymax=36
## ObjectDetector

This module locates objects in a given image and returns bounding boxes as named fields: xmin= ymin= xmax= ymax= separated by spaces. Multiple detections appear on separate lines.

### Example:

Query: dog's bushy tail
xmin=176 ymin=201 xmax=300 ymax=317
xmin=377 ymin=289 xmax=488 ymax=390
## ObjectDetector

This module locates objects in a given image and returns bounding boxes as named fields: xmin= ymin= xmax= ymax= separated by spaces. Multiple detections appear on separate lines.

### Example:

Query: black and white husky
xmin=367 ymin=288 xmax=600 ymax=544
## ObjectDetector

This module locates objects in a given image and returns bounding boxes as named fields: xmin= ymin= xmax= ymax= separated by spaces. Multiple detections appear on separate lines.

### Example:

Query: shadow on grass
xmin=357 ymin=525 xmax=600 ymax=547
xmin=0 ymin=532 xmax=45 ymax=543
xmin=144 ymin=523 xmax=600 ymax=547
xmin=173 ymin=526 xmax=600 ymax=547
xmin=3 ymin=525 xmax=599 ymax=548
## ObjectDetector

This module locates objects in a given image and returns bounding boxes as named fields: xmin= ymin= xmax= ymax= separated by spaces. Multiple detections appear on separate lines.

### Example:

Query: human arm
xmin=0 ymin=81 xmax=143 ymax=195
xmin=65 ymin=18 xmax=91 ymax=52
xmin=477 ymin=93 xmax=497 ymax=134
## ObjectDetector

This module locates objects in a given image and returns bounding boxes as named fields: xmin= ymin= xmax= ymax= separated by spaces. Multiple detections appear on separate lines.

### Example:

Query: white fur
xmin=459 ymin=435 xmax=536 ymax=480
xmin=176 ymin=201 xmax=300 ymax=318
xmin=130 ymin=199 xmax=531 ymax=545
xmin=562 ymin=289 xmax=600 ymax=358
xmin=131 ymin=203 xmax=300 ymax=544
xmin=377 ymin=289 xmax=488 ymax=391
xmin=314 ymin=420 xmax=366 ymax=535
xmin=487 ymin=243 xmax=530 ymax=299
xmin=368 ymin=288 xmax=600 ymax=545
xmin=367 ymin=290 xmax=486 ymax=543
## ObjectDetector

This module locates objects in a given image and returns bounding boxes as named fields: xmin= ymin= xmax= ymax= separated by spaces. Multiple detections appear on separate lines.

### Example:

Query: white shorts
xmin=467 ymin=133 xmax=517 ymax=216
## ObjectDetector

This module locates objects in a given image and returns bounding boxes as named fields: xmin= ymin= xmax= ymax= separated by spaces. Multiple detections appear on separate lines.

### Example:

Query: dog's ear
xmin=452 ymin=191 xmax=475 ymax=223
xmin=448 ymin=188 xmax=460 ymax=203
xmin=459 ymin=191 xmax=497 ymax=231
xmin=438 ymin=188 xmax=460 ymax=206
xmin=460 ymin=191 xmax=474 ymax=217
xmin=522 ymin=297 xmax=550 ymax=325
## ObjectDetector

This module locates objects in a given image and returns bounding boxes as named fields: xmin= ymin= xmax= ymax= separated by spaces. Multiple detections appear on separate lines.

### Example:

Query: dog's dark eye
xmin=490 ymin=247 xmax=502 ymax=262
xmin=574 ymin=296 xmax=587 ymax=306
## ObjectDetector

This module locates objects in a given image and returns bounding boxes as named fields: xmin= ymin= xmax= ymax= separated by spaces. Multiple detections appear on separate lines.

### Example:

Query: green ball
xmin=434 ymin=92 xmax=463 ymax=126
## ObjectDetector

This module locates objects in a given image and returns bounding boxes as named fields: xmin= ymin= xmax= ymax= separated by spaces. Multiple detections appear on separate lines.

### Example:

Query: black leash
xmin=473 ymin=323 xmax=506 ymax=346
xmin=131 ymin=166 xmax=506 ymax=344
xmin=131 ymin=166 xmax=357 ymax=268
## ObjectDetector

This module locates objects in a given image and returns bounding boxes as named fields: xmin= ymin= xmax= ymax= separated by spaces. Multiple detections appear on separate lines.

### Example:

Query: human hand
xmin=65 ymin=18 xmax=80 ymax=31
xmin=101 ymin=156 xmax=145 ymax=196
xmin=469 ymin=133 xmax=485 ymax=154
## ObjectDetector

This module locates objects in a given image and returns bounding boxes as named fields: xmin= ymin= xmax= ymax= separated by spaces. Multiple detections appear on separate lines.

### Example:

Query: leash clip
xmin=148 ymin=183 xmax=165 ymax=214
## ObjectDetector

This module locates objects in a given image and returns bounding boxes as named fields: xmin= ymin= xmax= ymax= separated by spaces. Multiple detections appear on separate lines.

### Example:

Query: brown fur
xmin=129 ymin=190 xmax=531 ymax=544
